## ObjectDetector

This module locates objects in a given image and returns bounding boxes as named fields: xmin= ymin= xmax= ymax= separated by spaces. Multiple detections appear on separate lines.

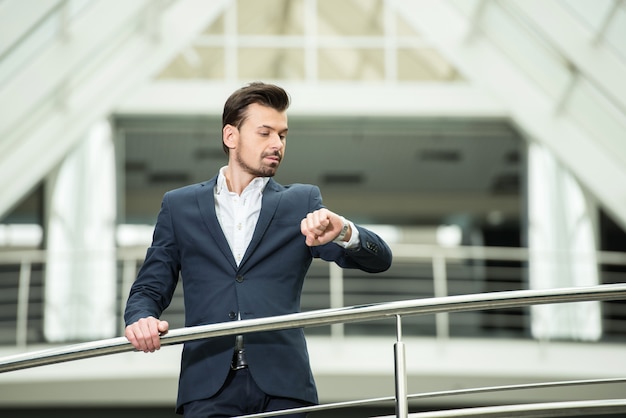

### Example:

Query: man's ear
xmin=223 ymin=124 xmax=237 ymax=150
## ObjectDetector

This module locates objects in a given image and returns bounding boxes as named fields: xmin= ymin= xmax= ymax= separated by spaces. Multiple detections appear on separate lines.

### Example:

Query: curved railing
xmin=1 ymin=283 xmax=626 ymax=417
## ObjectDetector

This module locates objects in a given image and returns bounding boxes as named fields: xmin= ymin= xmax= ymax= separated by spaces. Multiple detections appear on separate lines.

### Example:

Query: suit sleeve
xmin=307 ymin=186 xmax=392 ymax=273
xmin=124 ymin=193 xmax=181 ymax=326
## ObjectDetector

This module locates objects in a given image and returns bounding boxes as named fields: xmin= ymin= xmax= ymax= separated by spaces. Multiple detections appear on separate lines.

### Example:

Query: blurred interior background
xmin=0 ymin=0 xmax=625 ymax=416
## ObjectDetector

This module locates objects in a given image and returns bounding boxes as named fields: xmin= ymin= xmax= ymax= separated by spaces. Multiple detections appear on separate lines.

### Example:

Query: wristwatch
xmin=335 ymin=216 xmax=349 ymax=242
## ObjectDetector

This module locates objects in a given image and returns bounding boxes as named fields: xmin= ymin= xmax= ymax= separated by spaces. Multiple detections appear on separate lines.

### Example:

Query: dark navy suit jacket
xmin=124 ymin=176 xmax=392 ymax=412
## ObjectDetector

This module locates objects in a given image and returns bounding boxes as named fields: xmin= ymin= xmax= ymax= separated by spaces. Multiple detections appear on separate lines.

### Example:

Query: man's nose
xmin=271 ymin=133 xmax=284 ymax=149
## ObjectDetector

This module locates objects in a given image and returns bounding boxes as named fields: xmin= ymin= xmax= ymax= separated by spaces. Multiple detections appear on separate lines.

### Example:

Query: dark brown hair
xmin=221 ymin=82 xmax=290 ymax=154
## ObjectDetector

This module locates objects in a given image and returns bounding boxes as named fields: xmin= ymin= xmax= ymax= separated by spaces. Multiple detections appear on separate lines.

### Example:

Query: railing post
xmin=394 ymin=314 xmax=408 ymax=418
xmin=120 ymin=259 xmax=137 ymax=332
xmin=432 ymin=253 xmax=449 ymax=339
xmin=16 ymin=260 xmax=32 ymax=348
xmin=329 ymin=263 xmax=344 ymax=338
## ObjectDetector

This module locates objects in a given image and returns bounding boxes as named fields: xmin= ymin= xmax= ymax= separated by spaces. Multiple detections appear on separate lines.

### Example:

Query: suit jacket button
xmin=228 ymin=311 xmax=237 ymax=320
xmin=366 ymin=241 xmax=379 ymax=253
xmin=236 ymin=275 xmax=244 ymax=283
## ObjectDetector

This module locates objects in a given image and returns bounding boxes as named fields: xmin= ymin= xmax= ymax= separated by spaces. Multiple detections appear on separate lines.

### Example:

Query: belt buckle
xmin=231 ymin=349 xmax=248 ymax=370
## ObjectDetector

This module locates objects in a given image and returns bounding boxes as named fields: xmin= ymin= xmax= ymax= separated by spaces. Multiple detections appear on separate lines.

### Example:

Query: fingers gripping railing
xmin=1 ymin=283 xmax=626 ymax=417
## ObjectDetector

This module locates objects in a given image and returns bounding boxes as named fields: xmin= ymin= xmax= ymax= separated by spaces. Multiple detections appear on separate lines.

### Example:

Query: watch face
xmin=339 ymin=220 xmax=348 ymax=238
xmin=334 ymin=217 xmax=349 ymax=242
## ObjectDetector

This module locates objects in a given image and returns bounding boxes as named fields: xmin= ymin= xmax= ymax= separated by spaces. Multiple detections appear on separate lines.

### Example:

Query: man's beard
xmin=235 ymin=150 xmax=281 ymax=178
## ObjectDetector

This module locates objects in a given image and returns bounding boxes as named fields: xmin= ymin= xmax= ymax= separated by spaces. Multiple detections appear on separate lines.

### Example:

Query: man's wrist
xmin=333 ymin=216 xmax=350 ymax=242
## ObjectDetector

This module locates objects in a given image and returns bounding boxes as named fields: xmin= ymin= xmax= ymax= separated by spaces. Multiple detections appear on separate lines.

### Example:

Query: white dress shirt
xmin=214 ymin=166 xmax=269 ymax=266
xmin=214 ymin=166 xmax=359 ymax=268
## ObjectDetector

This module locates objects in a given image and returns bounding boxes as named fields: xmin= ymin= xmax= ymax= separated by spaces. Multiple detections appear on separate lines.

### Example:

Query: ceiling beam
xmin=508 ymin=0 xmax=626 ymax=114
xmin=0 ymin=0 xmax=63 ymax=58
xmin=0 ymin=0 xmax=152 ymax=149
xmin=116 ymin=80 xmax=506 ymax=117
xmin=393 ymin=0 xmax=626 ymax=230
xmin=0 ymin=0 xmax=231 ymax=219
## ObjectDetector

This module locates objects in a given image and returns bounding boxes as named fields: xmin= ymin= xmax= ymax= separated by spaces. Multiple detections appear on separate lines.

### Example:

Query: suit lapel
xmin=195 ymin=177 xmax=238 ymax=270
xmin=239 ymin=179 xmax=283 ymax=270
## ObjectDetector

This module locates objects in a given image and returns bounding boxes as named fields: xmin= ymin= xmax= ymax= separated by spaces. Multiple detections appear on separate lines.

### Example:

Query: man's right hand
xmin=125 ymin=316 xmax=169 ymax=353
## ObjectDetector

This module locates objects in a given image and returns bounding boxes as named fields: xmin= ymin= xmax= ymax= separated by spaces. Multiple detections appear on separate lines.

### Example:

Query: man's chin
xmin=264 ymin=162 xmax=280 ymax=174
xmin=258 ymin=166 xmax=278 ymax=177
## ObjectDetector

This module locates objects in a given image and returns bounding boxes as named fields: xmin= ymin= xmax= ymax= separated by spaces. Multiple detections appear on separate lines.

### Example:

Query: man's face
xmin=230 ymin=103 xmax=288 ymax=178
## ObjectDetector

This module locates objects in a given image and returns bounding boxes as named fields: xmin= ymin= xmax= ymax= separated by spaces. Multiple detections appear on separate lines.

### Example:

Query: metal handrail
xmin=421 ymin=399 xmax=626 ymax=417
xmin=238 ymin=377 xmax=626 ymax=417
xmin=1 ymin=283 xmax=625 ymax=373
xmin=376 ymin=399 xmax=626 ymax=417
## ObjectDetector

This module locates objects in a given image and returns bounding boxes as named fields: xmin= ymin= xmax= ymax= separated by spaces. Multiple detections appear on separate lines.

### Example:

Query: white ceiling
xmin=1 ymin=0 xmax=625 ymax=230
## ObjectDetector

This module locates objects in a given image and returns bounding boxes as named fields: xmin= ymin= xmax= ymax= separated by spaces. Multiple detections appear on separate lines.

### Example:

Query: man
xmin=124 ymin=82 xmax=392 ymax=417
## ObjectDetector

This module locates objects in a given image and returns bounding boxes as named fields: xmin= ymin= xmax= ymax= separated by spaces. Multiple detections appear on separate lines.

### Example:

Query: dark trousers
xmin=182 ymin=368 xmax=311 ymax=417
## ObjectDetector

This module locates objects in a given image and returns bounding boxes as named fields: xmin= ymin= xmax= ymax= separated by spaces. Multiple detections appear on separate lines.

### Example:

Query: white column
xmin=528 ymin=142 xmax=601 ymax=341
xmin=44 ymin=120 xmax=117 ymax=342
